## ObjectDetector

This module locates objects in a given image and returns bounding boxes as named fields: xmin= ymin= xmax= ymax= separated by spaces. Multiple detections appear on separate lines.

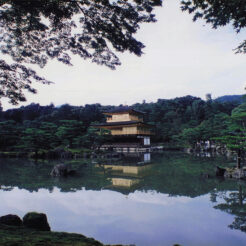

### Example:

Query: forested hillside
xmin=0 ymin=95 xmax=244 ymax=154
xmin=215 ymin=95 xmax=244 ymax=104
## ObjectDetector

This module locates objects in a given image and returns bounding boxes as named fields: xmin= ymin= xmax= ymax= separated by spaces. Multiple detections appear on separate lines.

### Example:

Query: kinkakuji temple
xmin=93 ymin=106 xmax=154 ymax=151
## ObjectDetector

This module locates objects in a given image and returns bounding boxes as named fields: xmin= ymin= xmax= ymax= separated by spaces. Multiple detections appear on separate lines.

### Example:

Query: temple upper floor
xmin=104 ymin=106 xmax=144 ymax=123
xmin=106 ymin=113 xmax=143 ymax=123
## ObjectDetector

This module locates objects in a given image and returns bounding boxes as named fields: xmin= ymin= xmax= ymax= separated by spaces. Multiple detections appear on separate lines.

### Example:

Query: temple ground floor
xmin=100 ymin=135 xmax=152 ymax=152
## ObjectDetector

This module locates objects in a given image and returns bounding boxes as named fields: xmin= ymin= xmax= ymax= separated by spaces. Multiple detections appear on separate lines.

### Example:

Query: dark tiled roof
xmin=93 ymin=121 xmax=139 ymax=126
xmin=104 ymin=106 xmax=145 ymax=115
xmin=92 ymin=121 xmax=153 ymax=127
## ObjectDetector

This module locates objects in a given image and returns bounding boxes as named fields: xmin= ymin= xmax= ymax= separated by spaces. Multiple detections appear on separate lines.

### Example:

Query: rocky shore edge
xmin=0 ymin=212 xmax=115 ymax=246
xmin=0 ymin=212 xmax=183 ymax=246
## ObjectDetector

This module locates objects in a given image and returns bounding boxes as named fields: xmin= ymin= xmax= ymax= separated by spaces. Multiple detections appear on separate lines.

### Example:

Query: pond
xmin=0 ymin=152 xmax=246 ymax=246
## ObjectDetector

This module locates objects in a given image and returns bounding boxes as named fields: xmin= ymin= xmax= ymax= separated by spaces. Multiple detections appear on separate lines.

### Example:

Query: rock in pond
xmin=216 ymin=166 xmax=226 ymax=177
xmin=50 ymin=163 xmax=76 ymax=177
xmin=216 ymin=166 xmax=246 ymax=179
xmin=0 ymin=214 xmax=22 ymax=226
xmin=23 ymin=212 xmax=50 ymax=231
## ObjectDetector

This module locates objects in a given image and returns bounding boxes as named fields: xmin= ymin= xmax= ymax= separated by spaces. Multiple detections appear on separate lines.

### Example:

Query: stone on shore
xmin=224 ymin=167 xmax=246 ymax=179
xmin=0 ymin=214 xmax=22 ymax=226
xmin=23 ymin=212 xmax=50 ymax=231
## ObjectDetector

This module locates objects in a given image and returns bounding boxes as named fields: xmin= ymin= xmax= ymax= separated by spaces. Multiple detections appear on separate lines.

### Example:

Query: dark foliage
xmin=133 ymin=95 xmax=240 ymax=142
xmin=214 ymin=185 xmax=246 ymax=233
xmin=181 ymin=0 xmax=246 ymax=53
xmin=215 ymin=95 xmax=245 ymax=104
xmin=0 ymin=95 xmax=242 ymax=152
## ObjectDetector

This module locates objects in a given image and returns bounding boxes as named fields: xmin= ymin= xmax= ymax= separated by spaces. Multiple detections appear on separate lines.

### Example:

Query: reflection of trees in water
xmin=2 ymin=154 xmax=246 ymax=237
xmin=212 ymin=185 xmax=246 ymax=233
xmin=0 ymin=153 xmax=243 ymax=198
xmin=0 ymin=158 xmax=111 ymax=193
xmin=0 ymin=185 xmax=13 ymax=191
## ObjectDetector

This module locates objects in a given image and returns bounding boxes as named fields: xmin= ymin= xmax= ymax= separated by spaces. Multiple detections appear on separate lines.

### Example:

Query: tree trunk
xmin=237 ymin=149 xmax=241 ymax=169
xmin=35 ymin=149 xmax=38 ymax=160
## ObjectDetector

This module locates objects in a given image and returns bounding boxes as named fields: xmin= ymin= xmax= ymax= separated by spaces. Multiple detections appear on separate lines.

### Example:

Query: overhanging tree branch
xmin=0 ymin=0 xmax=162 ymax=104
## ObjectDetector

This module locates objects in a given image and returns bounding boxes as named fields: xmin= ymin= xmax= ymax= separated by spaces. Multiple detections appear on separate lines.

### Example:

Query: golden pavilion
xmin=93 ymin=106 xmax=153 ymax=149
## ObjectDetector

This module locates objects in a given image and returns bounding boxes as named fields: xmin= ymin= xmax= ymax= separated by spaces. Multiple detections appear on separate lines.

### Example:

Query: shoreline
xmin=0 ymin=223 xmax=108 ymax=246
xmin=0 ymin=212 xmax=120 ymax=246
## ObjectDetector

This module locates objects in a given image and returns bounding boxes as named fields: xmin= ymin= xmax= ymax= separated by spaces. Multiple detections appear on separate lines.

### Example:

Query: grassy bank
xmin=0 ymin=223 xmax=109 ymax=246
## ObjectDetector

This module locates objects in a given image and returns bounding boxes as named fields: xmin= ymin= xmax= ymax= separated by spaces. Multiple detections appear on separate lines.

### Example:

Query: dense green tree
xmin=0 ymin=120 xmax=22 ymax=150
xmin=21 ymin=128 xmax=48 ymax=156
xmin=0 ymin=0 xmax=162 ymax=104
xmin=179 ymin=127 xmax=203 ymax=148
xmin=0 ymin=95 xmax=243 ymax=152
xmin=40 ymin=122 xmax=59 ymax=148
xmin=78 ymin=126 xmax=112 ymax=149
xmin=20 ymin=121 xmax=58 ymax=155
xmin=179 ymin=113 xmax=229 ymax=148
xmin=77 ymin=104 xmax=105 ymax=127
xmin=218 ymin=109 xmax=246 ymax=168
xmin=134 ymin=95 xmax=237 ymax=143
xmin=55 ymin=120 xmax=85 ymax=147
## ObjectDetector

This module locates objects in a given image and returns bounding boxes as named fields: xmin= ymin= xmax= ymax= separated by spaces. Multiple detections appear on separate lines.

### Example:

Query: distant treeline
xmin=0 ymin=95 xmax=244 ymax=153
xmin=215 ymin=94 xmax=244 ymax=104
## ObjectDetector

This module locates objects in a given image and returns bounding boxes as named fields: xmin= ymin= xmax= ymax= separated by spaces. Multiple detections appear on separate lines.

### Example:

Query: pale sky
xmin=2 ymin=1 xmax=246 ymax=110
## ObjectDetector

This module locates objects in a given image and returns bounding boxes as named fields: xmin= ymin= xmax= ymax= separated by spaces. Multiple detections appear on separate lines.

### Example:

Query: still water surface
xmin=0 ymin=152 xmax=246 ymax=246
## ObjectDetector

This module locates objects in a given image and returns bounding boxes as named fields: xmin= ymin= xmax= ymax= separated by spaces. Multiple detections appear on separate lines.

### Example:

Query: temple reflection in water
xmin=96 ymin=152 xmax=152 ymax=189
